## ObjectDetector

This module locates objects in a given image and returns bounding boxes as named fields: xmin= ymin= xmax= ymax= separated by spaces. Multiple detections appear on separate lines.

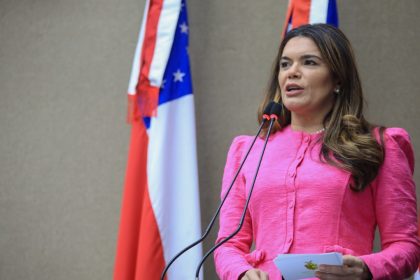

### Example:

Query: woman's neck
xmin=290 ymin=112 xmax=325 ymax=133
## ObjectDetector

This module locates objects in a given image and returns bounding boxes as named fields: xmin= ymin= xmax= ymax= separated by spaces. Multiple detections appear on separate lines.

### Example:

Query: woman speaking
xmin=214 ymin=24 xmax=420 ymax=280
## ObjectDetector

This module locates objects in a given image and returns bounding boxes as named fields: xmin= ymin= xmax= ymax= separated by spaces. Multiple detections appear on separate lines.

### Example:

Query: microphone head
xmin=263 ymin=101 xmax=275 ymax=115
xmin=262 ymin=101 xmax=275 ymax=120
xmin=269 ymin=102 xmax=282 ymax=120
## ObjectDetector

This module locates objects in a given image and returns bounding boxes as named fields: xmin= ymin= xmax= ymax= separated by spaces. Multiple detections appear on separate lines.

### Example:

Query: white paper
xmin=273 ymin=253 xmax=343 ymax=280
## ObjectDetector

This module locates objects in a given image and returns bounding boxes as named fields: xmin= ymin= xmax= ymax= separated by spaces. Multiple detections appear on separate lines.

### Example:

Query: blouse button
xmin=304 ymin=136 xmax=310 ymax=143
xmin=289 ymin=171 xmax=296 ymax=177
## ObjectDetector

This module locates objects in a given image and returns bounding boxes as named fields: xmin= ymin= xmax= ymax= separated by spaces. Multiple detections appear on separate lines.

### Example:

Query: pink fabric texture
xmin=214 ymin=126 xmax=419 ymax=280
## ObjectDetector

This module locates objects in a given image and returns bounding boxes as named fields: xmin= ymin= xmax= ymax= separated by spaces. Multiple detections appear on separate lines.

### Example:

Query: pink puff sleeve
xmin=360 ymin=128 xmax=420 ymax=279
xmin=214 ymin=136 xmax=254 ymax=280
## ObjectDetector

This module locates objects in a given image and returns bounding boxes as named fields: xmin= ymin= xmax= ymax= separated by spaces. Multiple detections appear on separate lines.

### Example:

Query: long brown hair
xmin=257 ymin=24 xmax=384 ymax=191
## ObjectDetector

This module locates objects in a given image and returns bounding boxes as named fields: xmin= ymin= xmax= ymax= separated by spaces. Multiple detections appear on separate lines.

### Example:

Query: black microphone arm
xmin=194 ymin=102 xmax=282 ymax=280
xmin=160 ymin=101 xmax=275 ymax=280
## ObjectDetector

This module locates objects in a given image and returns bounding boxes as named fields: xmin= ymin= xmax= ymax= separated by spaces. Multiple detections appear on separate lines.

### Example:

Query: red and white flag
xmin=114 ymin=0 xmax=203 ymax=279
xmin=283 ymin=0 xmax=338 ymax=35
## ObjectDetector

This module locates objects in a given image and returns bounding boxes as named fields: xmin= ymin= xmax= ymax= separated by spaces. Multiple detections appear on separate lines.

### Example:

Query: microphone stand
xmin=160 ymin=102 xmax=275 ymax=280
xmin=194 ymin=109 xmax=279 ymax=279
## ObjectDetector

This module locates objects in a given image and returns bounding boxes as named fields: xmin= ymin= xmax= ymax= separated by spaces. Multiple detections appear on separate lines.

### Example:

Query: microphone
xmin=194 ymin=102 xmax=282 ymax=279
xmin=160 ymin=101 xmax=275 ymax=280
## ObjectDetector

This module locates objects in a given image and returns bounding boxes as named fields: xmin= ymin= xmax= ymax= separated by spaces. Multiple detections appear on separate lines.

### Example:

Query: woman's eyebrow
xmin=301 ymin=54 xmax=322 ymax=60
xmin=280 ymin=54 xmax=322 ymax=60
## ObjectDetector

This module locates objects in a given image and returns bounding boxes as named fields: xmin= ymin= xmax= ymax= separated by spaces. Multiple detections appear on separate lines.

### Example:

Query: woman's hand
xmin=240 ymin=268 xmax=269 ymax=280
xmin=315 ymin=255 xmax=372 ymax=280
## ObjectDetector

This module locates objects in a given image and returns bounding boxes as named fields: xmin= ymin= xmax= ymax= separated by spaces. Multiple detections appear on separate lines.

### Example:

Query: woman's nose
xmin=287 ymin=63 xmax=301 ymax=79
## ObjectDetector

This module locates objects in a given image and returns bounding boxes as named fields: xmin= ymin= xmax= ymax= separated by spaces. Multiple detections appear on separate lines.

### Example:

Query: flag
xmin=114 ymin=0 xmax=203 ymax=279
xmin=283 ymin=0 xmax=338 ymax=35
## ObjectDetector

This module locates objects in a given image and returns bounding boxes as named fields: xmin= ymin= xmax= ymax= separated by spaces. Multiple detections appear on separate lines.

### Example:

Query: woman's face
xmin=278 ymin=36 xmax=337 ymax=120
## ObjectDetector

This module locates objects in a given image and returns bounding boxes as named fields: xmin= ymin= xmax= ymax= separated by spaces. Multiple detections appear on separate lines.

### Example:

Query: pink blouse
xmin=214 ymin=126 xmax=419 ymax=280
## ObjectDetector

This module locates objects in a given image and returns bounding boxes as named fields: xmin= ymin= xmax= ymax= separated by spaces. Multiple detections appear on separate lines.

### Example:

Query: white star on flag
xmin=180 ymin=22 xmax=189 ymax=34
xmin=173 ymin=69 xmax=185 ymax=82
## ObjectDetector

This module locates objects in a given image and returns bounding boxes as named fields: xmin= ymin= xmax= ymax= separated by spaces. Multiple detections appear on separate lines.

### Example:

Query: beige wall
xmin=0 ymin=0 xmax=419 ymax=279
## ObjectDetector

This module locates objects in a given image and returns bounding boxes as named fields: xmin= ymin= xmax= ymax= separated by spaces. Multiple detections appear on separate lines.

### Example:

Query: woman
xmin=214 ymin=24 xmax=419 ymax=280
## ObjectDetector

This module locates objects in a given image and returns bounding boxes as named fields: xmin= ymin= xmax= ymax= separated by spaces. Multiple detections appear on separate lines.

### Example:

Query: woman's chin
xmin=283 ymin=102 xmax=307 ymax=114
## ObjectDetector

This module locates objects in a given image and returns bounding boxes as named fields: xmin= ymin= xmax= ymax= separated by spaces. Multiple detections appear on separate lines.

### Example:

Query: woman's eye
xmin=280 ymin=61 xmax=290 ymax=68
xmin=304 ymin=59 xmax=317 ymax=66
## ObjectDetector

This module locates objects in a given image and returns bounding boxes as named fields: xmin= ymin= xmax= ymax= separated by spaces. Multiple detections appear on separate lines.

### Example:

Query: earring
xmin=334 ymin=87 xmax=340 ymax=94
